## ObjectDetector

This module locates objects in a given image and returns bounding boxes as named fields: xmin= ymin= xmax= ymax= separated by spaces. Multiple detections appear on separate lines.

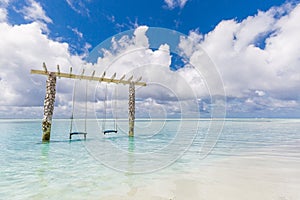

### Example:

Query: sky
xmin=0 ymin=0 xmax=300 ymax=119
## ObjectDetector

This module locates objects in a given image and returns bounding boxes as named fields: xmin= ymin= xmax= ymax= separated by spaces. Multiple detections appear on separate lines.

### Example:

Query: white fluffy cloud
xmin=0 ymin=21 xmax=200 ymax=119
xmin=0 ymin=21 xmax=84 ymax=118
xmin=87 ymin=26 xmax=202 ymax=118
xmin=178 ymin=3 xmax=300 ymax=116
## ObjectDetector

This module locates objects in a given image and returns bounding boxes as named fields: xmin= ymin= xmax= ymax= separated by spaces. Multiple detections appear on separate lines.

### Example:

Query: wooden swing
xmin=69 ymin=80 xmax=88 ymax=140
xmin=102 ymin=84 xmax=118 ymax=135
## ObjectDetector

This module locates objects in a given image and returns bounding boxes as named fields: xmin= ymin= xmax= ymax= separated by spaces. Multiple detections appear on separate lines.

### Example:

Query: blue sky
xmin=0 ymin=0 xmax=300 ymax=118
xmin=5 ymin=0 xmax=288 ymax=54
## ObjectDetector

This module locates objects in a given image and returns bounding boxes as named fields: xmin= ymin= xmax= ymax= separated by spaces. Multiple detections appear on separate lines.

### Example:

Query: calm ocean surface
xmin=0 ymin=118 xmax=299 ymax=199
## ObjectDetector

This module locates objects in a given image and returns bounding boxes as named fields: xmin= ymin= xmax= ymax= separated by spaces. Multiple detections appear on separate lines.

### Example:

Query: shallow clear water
xmin=0 ymin=118 xmax=299 ymax=199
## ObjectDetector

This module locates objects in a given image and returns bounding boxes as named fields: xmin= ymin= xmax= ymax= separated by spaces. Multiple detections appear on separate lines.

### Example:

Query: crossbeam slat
xmin=30 ymin=69 xmax=147 ymax=86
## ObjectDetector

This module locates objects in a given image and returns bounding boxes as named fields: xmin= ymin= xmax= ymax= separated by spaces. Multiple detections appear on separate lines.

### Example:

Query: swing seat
xmin=103 ymin=130 xmax=118 ymax=134
xmin=70 ymin=132 xmax=87 ymax=139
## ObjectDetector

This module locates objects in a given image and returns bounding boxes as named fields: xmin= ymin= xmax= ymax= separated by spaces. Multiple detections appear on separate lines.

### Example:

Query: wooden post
xmin=128 ymin=82 xmax=135 ymax=137
xmin=42 ymin=72 xmax=56 ymax=142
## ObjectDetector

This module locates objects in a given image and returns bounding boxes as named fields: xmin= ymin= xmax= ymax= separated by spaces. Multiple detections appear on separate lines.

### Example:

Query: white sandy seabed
xmin=99 ymin=153 xmax=300 ymax=200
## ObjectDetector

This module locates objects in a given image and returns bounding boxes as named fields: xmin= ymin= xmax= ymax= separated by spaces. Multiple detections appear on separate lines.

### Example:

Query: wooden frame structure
xmin=31 ymin=63 xmax=146 ymax=142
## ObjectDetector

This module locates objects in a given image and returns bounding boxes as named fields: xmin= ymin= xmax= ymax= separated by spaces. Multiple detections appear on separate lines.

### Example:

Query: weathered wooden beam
xmin=128 ymin=82 xmax=135 ymax=137
xmin=31 ymin=69 xmax=146 ymax=86
xmin=42 ymin=72 xmax=56 ymax=142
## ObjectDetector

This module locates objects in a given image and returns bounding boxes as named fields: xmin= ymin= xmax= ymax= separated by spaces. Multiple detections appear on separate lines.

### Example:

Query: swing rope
xmin=69 ymin=81 xmax=76 ymax=133
xmin=102 ymin=84 xmax=107 ymax=132
xmin=103 ymin=84 xmax=118 ymax=134
xmin=69 ymin=79 xmax=88 ymax=139
xmin=113 ymin=85 xmax=118 ymax=131
xmin=84 ymin=80 xmax=88 ymax=133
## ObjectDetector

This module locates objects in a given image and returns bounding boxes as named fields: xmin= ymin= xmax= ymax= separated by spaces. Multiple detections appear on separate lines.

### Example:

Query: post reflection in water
xmin=127 ymin=136 xmax=135 ymax=173
xmin=38 ymin=143 xmax=50 ymax=188
xmin=126 ymin=136 xmax=138 ymax=196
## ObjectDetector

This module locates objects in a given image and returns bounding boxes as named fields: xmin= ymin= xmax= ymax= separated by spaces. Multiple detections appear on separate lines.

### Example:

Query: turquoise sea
xmin=0 ymin=118 xmax=299 ymax=199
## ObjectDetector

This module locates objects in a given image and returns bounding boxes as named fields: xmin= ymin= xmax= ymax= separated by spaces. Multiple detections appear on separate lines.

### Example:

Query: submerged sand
xmin=101 ymin=154 xmax=300 ymax=200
